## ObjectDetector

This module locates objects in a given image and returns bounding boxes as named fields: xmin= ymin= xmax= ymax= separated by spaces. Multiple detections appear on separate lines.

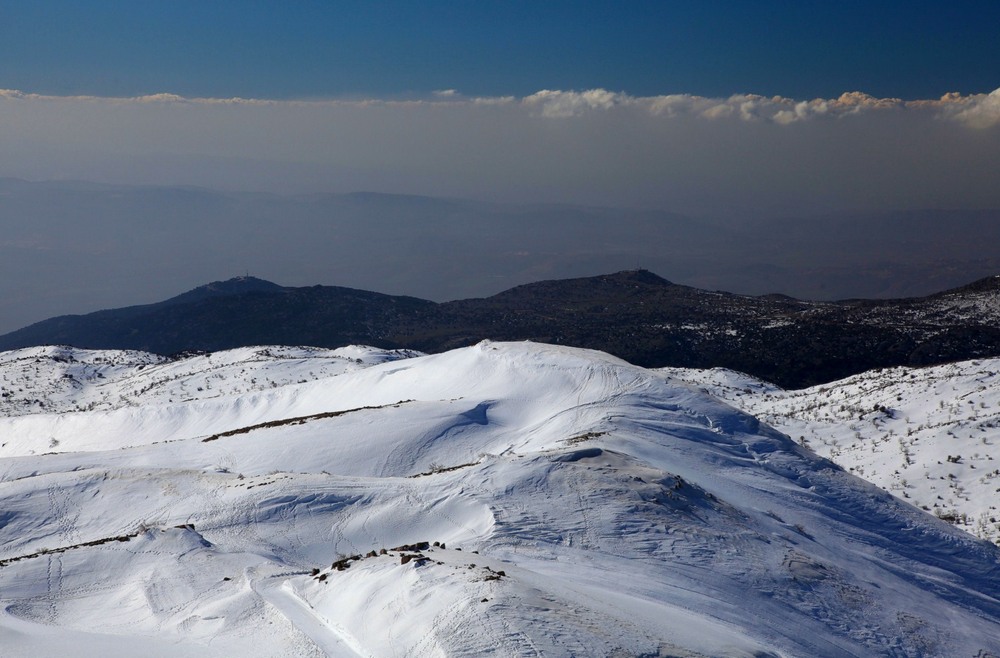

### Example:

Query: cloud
xmin=521 ymin=89 xmax=627 ymax=117
xmin=4 ymin=86 xmax=999 ymax=125
xmin=132 ymin=93 xmax=189 ymax=104
xmin=948 ymin=89 xmax=1000 ymax=129
xmin=646 ymin=94 xmax=710 ymax=117
xmin=515 ymin=87 xmax=1000 ymax=127
xmin=472 ymin=95 xmax=516 ymax=106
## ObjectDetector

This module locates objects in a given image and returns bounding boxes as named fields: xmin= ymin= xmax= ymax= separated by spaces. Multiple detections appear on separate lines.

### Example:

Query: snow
xmin=664 ymin=358 xmax=1000 ymax=544
xmin=2 ymin=341 xmax=1000 ymax=656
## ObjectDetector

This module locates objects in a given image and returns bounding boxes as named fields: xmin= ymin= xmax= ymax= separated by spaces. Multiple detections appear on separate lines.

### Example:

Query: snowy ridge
xmin=922 ymin=275 xmax=1000 ymax=324
xmin=1 ymin=342 xmax=999 ymax=656
xmin=850 ymin=275 xmax=1000 ymax=328
xmin=665 ymin=358 xmax=1000 ymax=545
xmin=0 ymin=344 xmax=419 ymax=416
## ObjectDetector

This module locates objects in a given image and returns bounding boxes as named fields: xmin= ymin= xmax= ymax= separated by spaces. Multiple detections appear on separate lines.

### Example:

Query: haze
xmin=2 ymin=88 xmax=1000 ymax=215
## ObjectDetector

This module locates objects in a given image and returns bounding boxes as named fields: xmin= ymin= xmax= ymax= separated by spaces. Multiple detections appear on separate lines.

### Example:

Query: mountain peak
xmin=201 ymin=275 xmax=282 ymax=293
xmin=606 ymin=269 xmax=673 ymax=286
xmin=162 ymin=276 xmax=285 ymax=307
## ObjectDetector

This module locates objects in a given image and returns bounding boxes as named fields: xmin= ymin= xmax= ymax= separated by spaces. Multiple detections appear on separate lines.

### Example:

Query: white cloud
xmin=949 ymin=88 xmax=1000 ymax=129
xmin=132 ymin=93 xmax=189 ymax=104
xmin=521 ymin=89 xmax=627 ymax=117
xmin=471 ymin=95 xmax=516 ymax=106
xmin=646 ymin=94 xmax=709 ymax=117
xmin=700 ymin=102 xmax=734 ymax=120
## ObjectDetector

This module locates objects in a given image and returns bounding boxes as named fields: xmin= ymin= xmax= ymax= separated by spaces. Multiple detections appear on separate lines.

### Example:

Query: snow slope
xmin=0 ymin=344 xmax=420 ymax=417
xmin=665 ymin=359 xmax=1000 ymax=545
xmin=1 ymin=342 xmax=999 ymax=656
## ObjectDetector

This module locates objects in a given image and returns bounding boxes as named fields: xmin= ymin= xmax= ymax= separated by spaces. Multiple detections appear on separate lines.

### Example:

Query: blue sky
xmin=2 ymin=1 xmax=998 ymax=100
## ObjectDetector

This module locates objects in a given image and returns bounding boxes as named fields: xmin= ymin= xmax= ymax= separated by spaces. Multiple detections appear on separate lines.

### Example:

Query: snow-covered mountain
xmin=2 ymin=342 xmax=1000 ymax=656
xmin=666 ymin=358 xmax=1000 ymax=546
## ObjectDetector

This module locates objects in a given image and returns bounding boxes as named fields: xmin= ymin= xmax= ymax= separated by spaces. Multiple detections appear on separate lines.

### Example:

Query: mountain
xmin=154 ymin=275 xmax=286 ymax=306
xmin=0 ymin=277 xmax=436 ymax=357
xmin=4 ymin=271 xmax=1000 ymax=388
xmin=2 ymin=341 xmax=1000 ymax=656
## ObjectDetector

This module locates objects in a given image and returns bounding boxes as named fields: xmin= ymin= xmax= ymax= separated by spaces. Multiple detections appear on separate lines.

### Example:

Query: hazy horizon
xmin=3 ymin=179 xmax=1000 ymax=334
xmin=2 ymin=86 xmax=1000 ymax=218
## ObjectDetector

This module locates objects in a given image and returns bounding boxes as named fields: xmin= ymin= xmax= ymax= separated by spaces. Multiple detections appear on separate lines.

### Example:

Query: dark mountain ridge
xmin=3 ymin=270 xmax=1000 ymax=389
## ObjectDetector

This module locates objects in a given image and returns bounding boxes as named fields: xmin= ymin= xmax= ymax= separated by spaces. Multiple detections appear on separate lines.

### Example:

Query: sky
xmin=2 ymin=1 xmax=999 ymax=101
xmin=1 ymin=2 xmax=1000 ymax=330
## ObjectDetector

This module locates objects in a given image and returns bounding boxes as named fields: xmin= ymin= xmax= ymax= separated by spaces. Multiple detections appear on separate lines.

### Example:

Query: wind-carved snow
xmin=664 ymin=359 xmax=1000 ymax=545
xmin=1 ymin=341 xmax=1000 ymax=656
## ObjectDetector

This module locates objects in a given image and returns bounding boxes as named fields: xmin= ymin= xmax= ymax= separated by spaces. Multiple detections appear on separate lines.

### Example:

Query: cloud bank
xmin=518 ymin=87 xmax=1000 ymax=127
xmin=1 ymin=87 xmax=998 ymax=215
xmin=5 ymin=86 xmax=998 ymax=125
